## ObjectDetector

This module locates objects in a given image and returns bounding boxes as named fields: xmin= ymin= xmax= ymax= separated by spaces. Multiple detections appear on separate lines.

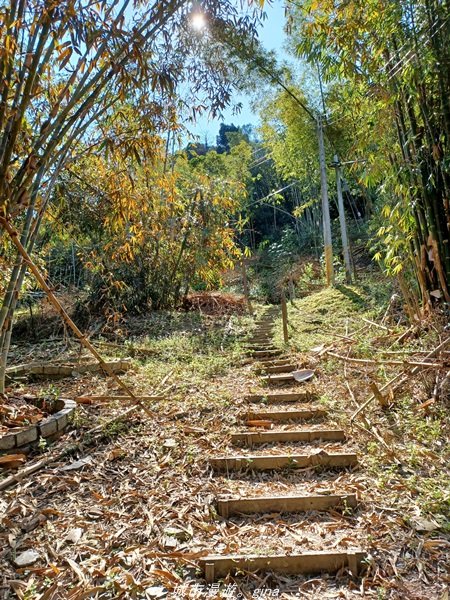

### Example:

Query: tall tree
xmin=0 ymin=0 xmax=263 ymax=393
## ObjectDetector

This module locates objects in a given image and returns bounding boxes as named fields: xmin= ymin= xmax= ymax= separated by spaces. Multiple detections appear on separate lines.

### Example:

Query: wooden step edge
xmin=245 ymin=345 xmax=278 ymax=351
xmin=216 ymin=493 xmax=358 ymax=517
xmin=244 ymin=409 xmax=326 ymax=421
xmin=249 ymin=350 xmax=283 ymax=357
xmin=255 ymin=358 xmax=293 ymax=365
xmin=261 ymin=374 xmax=295 ymax=382
xmin=231 ymin=429 xmax=346 ymax=446
xmin=200 ymin=550 xmax=366 ymax=582
xmin=209 ymin=452 xmax=358 ymax=471
xmin=245 ymin=393 xmax=316 ymax=403
xmin=258 ymin=365 xmax=297 ymax=374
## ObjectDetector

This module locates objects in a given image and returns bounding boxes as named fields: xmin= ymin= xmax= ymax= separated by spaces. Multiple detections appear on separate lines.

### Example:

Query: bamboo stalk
xmin=0 ymin=217 xmax=154 ymax=417
xmin=326 ymin=351 xmax=443 ymax=368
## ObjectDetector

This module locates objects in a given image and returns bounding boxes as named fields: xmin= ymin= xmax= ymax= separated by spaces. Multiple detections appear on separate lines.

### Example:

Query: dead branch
xmin=0 ymin=405 xmax=138 ymax=492
xmin=0 ymin=216 xmax=154 ymax=417
xmin=351 ymin=335 xmax=450 ymax=421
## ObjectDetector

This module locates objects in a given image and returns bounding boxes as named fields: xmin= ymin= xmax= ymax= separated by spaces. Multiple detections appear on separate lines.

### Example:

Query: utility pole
xmin=333 ymin=154 xmax=353 ymax=283
xmin=317 ymin=115 xmax=334 ymax=286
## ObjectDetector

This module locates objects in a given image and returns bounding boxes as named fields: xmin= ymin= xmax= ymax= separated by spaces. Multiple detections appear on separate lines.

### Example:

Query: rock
xmin=65 ymin=528 xmax=84 ymax=544
xmin=13 ymin=549 xmax=40 ymax=567
xmin=61 ymin=456 xmax=94 ymax=471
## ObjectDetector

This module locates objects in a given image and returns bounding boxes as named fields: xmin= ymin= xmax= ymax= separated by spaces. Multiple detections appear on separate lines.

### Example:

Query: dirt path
xmin=191 ymin=307 xmax=366 ymax=597
xmin=0 ymin=302 xmax=448 ymax=599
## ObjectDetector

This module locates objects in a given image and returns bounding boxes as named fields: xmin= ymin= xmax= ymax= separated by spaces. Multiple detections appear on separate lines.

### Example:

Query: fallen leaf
xmin=107 ymin=448 xmax=125 ymax=461
xmin=311 ymin=344 xmax=325 ymax=353
xmin=66 ymin=557 xmax=87 ymax=584
xmin=146 ymin=587 xmax=167 ymax=598
xmin=183 ymin=426 xmax=206 ymax=434
xmin=163 ymin=438 xmax=177 ymax=448
xmin=151 ymin=568 xmax=181 ymax=584
xmin=0 ymin=453 xmax=26 ymax=469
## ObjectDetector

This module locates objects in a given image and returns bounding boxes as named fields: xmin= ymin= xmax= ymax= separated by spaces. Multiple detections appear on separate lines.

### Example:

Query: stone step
xmin=245 ymin=408 xmax=326 ymax=421
xmin=216 ymin=492 xmax=357 ymax=517
xmin=209 ymin=451 xmax=358 ymax=472
xmin=231 ymin=429 xmax=346 ymax=446
xmin=199 ymin=550 xmax=366 ymax=582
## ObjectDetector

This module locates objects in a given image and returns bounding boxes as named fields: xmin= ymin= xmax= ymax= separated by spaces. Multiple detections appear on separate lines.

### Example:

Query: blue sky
xmin=187 ymin=0 xmax=288 ymax=144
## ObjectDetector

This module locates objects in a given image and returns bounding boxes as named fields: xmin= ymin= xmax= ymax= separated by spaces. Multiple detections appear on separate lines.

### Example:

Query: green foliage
xmin=44 ymin=132 xmax=250 ymax=314
xmin=287 ymin=0 xmax=450 ymax=305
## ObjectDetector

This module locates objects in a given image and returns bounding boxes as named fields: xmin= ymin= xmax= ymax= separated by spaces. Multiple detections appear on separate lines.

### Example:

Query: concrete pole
xmin=317 ymin=115 xmax=334 ymax=286
xmin=334 ymin=154 xmax=352 ymax=283
xmin=241 ymin=258 xmax=253 ymax=315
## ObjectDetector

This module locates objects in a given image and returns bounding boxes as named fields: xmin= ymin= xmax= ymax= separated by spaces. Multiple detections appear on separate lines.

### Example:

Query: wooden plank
xmin=231 ymin=429 xmax=346 ymax=446
xmin=245 ymin=392 xmax=314 ymax=403
xmin=248 ymin=350 xmax=283 ymax=358
xmin=200 ymin=550 xmax=366 ymax=582
xmin=257 ymin=364 xmax=296 ymax=374
xmin=246 ymin=408 xmax=326 ymax=421
xmin=256 ymin=358 xmax=293 ymax=365
xmin=75 ymin=395 xmax=164 ymax=404
xmin=217 ymin=493 xmax=357 ymax=517
xmin=261 ymin=373 xmax=295 ymax=383
xmin=209 ymin=452 xmax=358 ymax=471
xmin=245 ymin=345 xmax=278 ymax=351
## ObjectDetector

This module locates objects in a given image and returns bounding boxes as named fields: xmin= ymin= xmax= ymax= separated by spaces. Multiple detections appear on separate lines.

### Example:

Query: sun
xmin=191 ymin=12 xmax=207 ymax=31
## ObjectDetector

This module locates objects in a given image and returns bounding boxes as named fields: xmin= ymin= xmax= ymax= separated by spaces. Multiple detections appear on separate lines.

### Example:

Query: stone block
xmin=56 ymin=412 xmax=68 ymax=431
xmin=0 ymin=433 xmax=16 ymax=451
xmin=39 ymin=417 xmax=58 ymax=437
xmin=16 ymin=427 xmax=38 ymax=446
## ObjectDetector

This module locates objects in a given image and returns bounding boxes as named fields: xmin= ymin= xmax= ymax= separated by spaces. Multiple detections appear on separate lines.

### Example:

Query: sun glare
xmin=191 ymin=12 xmax=207 ymax=31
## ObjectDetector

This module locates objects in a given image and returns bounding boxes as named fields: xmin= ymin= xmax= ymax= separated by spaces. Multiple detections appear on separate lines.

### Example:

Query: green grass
xmin=274 ymin=284 xmax=379 ymax=351
xmin=121 ymin=311 xmax=255 ymax=393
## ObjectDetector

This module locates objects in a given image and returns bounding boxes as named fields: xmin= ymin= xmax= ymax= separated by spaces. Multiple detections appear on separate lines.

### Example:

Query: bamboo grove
xmin=287 ymin=0 xmax=450 ymax=309
xmin=0 ymin=0 xmax=262 ymax=393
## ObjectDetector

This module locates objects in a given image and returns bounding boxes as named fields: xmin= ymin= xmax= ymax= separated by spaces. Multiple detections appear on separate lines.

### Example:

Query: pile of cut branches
xmin=181 ymin=291 xmax=246 ymax=315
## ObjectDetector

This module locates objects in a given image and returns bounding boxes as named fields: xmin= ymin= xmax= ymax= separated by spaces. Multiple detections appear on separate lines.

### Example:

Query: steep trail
xmin=198 ymin=306 xmax=367 ymax=588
